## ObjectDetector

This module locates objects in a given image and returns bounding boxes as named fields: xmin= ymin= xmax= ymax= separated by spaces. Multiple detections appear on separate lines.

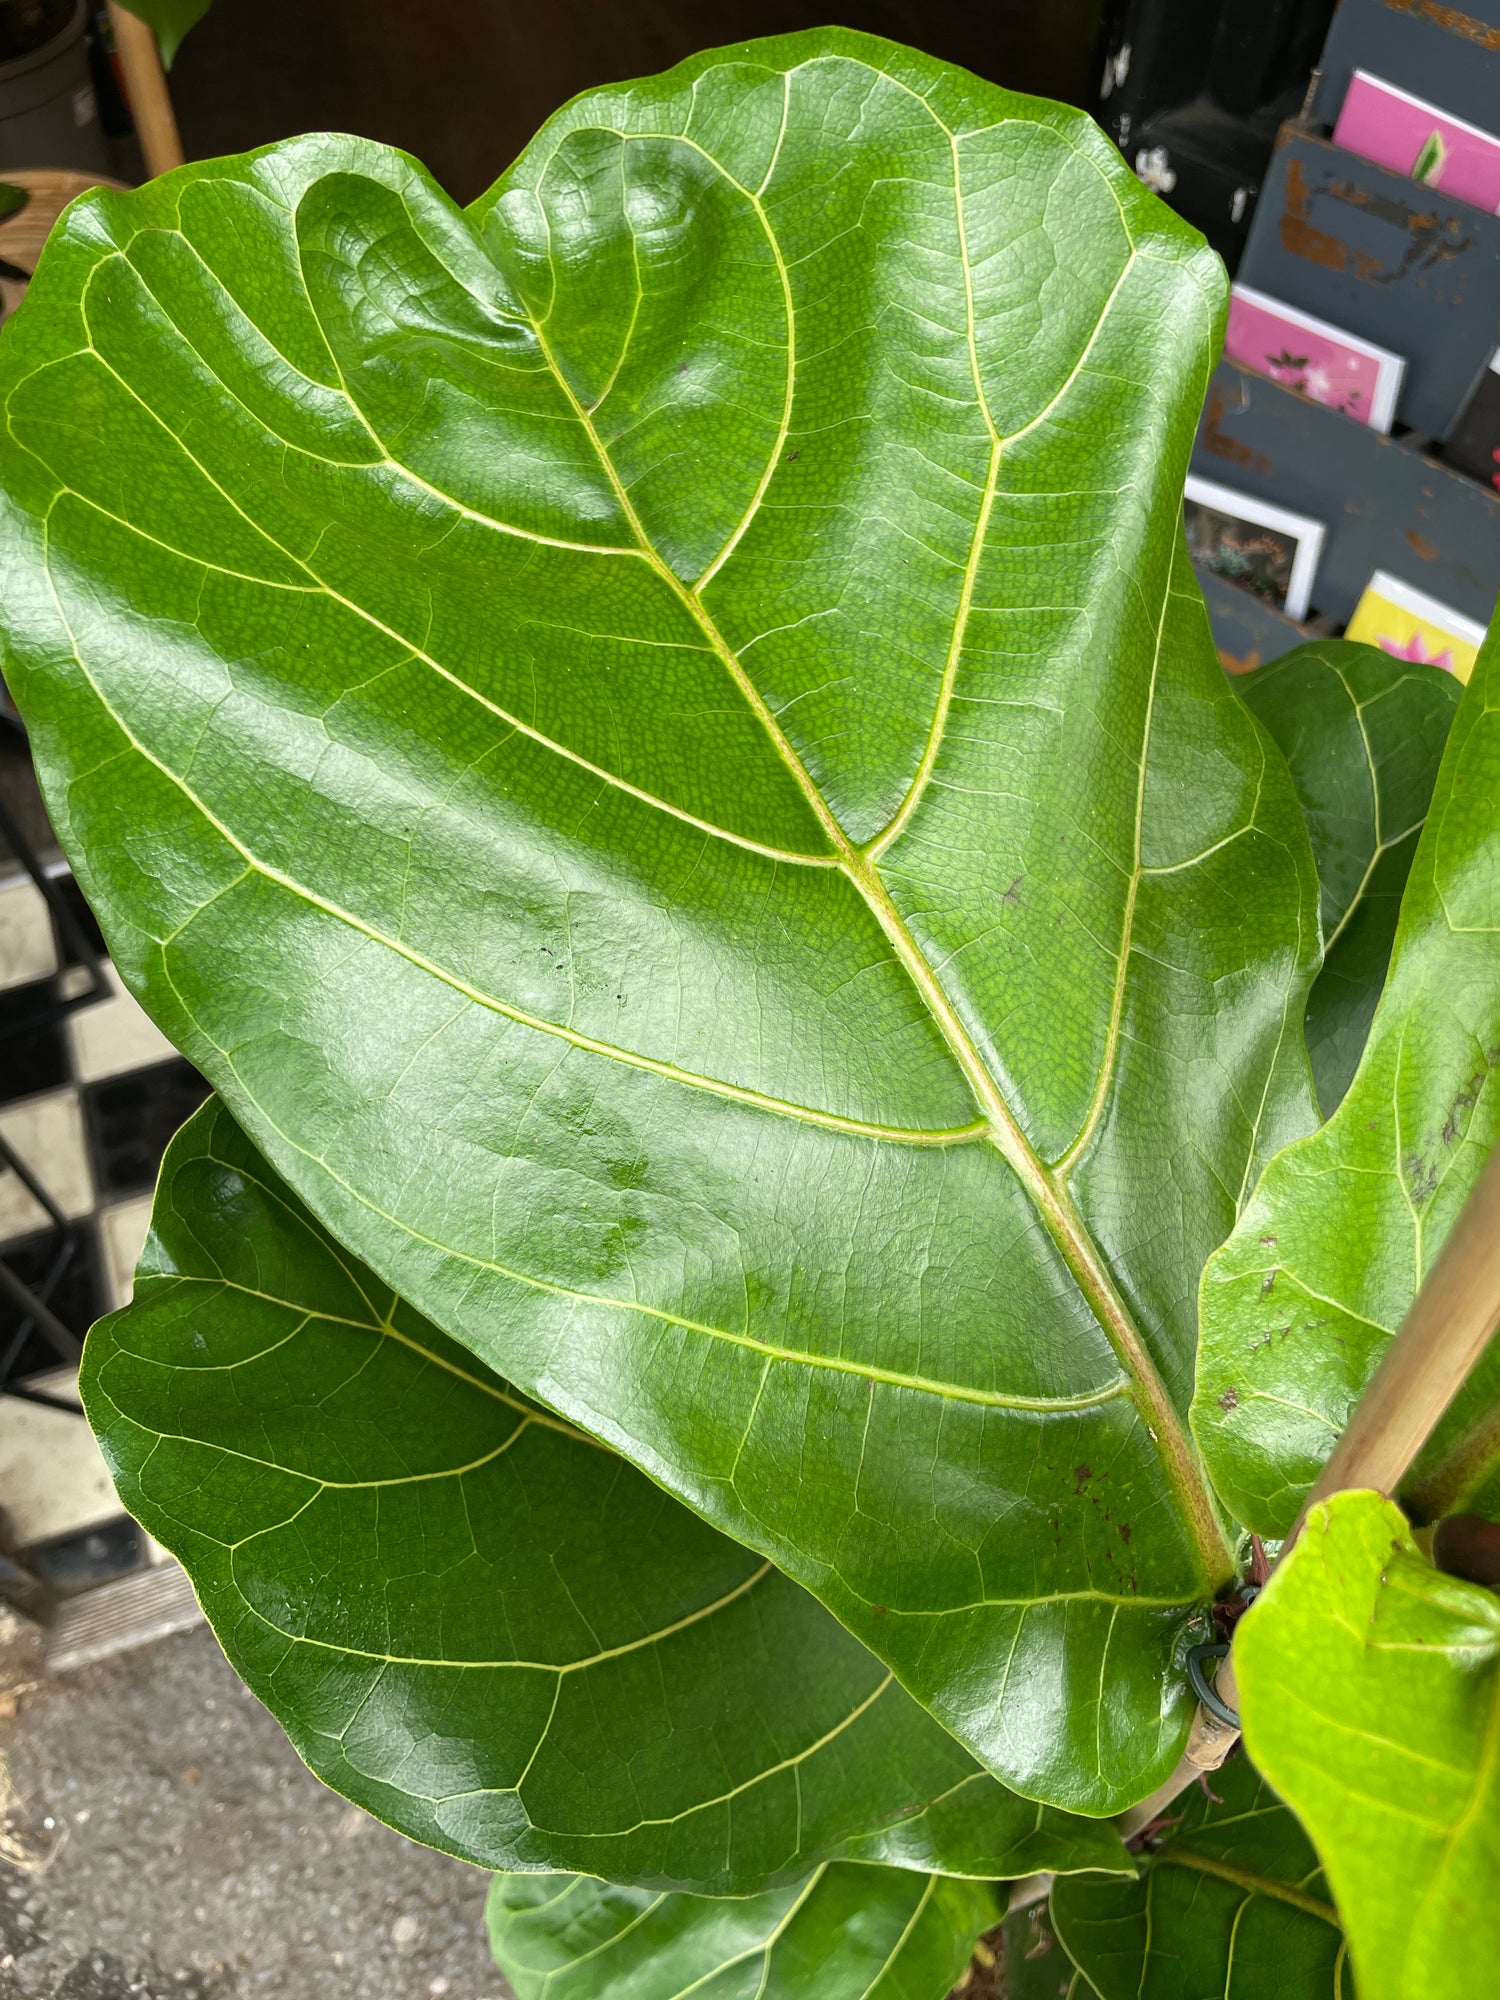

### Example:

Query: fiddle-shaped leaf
xmin=1194 ymin=620 xmax=1500 ymax=1535
xmin=1238 ymin=639 xmax=1460 ymax=1117
xmin=83 ymin=1096 xmax=1130 ymax=1892
xmin=484 ymin=1864 xmax=1000 ymax=2000
xmin=1051 ymin=1749 xmax=1349 ymax=1999
xmin=0 ymin=28 xmax=1322 ymax=1810
xmin=1238 ymin=1490 xmax=1500 ymax=2000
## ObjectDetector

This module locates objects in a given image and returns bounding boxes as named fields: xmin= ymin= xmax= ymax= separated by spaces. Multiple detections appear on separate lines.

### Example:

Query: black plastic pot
xmin=0 ymin=0 xmax=106 ymax=172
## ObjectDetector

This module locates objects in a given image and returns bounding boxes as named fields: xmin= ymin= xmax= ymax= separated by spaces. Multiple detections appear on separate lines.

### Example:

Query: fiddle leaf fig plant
xmin=2 ymin=23 xmax=1499 ymax=2000
xmin=0 ymin=25 xmax=1327 ymax=1819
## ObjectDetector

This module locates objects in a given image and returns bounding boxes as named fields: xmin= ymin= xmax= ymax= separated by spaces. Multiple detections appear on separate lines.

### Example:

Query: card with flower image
xmin=1225 ymin=285 xmax=1405 ymax=432
xmin=1344 ymin=570 xmax=1490 ymax=683
xmin=1333 ymin=71 xmax=1500 ymax=214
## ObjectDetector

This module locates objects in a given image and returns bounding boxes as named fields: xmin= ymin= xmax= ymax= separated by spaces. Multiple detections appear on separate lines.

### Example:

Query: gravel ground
xmin=0 ymin=1625 xmax=506 ymax=1999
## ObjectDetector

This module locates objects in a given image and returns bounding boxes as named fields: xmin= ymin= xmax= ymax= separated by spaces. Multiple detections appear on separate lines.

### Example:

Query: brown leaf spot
xmin=1218 ymin=1387 xmax=1240 ymax=1412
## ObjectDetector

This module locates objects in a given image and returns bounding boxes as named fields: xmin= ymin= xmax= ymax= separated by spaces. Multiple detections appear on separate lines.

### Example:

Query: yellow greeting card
xmin=1345 ymin=570 xmax=1488 ymax=683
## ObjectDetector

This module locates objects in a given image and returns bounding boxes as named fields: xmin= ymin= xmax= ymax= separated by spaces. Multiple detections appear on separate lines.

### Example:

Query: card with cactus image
xmin=1413 ymin=129 xmax=1447 ymax=185
xmin=1334 ymin=71 xmax=1500 ymax=212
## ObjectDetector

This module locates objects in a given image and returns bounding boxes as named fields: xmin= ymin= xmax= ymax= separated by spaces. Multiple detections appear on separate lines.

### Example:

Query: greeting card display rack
xmin=1150 ymin=0 xmax=1500 ymax=669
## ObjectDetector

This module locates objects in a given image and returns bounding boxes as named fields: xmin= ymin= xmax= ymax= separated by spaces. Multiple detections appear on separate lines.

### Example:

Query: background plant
xmin=0 ymin=28 xmax=1496 ymax=1997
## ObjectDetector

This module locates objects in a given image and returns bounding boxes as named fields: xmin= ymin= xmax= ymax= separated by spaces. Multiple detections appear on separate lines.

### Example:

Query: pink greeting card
xmin=1225 ymin=284 xmax=1405 ymax=431
xmin=1333 ymin=71 xmax=1500 ymax=214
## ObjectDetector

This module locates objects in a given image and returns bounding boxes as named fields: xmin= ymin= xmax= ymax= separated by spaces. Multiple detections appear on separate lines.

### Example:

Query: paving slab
xmin=0 ymin=1625 xmax=507 ymax=1999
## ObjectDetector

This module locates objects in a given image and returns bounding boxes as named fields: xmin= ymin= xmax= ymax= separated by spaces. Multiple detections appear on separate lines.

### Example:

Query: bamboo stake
xmin=1115 ymin=1137 xmax=1500 ymax=1842
xmin=106 ymin=3 xmax=184 ymax=178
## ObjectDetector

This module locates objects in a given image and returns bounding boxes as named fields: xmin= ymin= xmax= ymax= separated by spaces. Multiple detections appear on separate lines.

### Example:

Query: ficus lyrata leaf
xmin=0 ymin=26 xmax=1325 ymax=1815
xmin=484 ymin=1863 xmax=1002 ymax=2000
xmin=1236 ymin=639 xmax=1461 ymax=1118
xmin=1238 ymin=1491 xmax=1500 ymax=2000
xmin=83 ymin=1097 xmax=1130 ymax=1892
xmin=1194 ymin=621 xmax=1500 ymax=1536
xmin=1051 ymin=1750 xmax=1350 ymax=2000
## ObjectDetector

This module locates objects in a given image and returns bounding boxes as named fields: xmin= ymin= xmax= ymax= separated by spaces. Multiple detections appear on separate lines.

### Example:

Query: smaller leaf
xmin=1194 ymin=620 xmax=1500 ymax=1536
xmin=1238 ymin=639 xmax=1460 ymax=1116
xmin=118 ymin=0 xmax=212 ymax=65
xmin=1051 ymin=1750 xmax=1348 ymax=1999
xmin=1237 ymin=1489 xmax=1500 ymax=2000
xmin=485 ymin=1865 xmax=1000 ymax=2000
xmin=0 ymin=181 xmax=30 ymax=222
xmin=84 ymin=1098 xmax=1129 ymax=1893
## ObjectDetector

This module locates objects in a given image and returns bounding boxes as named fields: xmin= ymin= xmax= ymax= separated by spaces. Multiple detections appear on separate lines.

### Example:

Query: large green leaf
xmin=1238 ymin=1491 xmax=1500 ymax=2000
xmin=1237 ymin=640 xmax=1461 ymax=1117
xmin=485 ymin=1864 xmax=1000 ymax=2000
xmin=1051 ymin=1750 xmax=1349 ymax=1999
xmin=83 ymin=1097 xmax=1128 ymax=1892
xmin=0 ymin=29 xmax=1323 ymax=1811
xmin=1194 ymin=621 xmax=1500 ymax=1535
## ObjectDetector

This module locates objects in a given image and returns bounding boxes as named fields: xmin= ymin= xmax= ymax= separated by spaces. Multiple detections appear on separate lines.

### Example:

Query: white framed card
xmin=1226 ymin=283 xmax=1406 ymax=433
xmin=1183 ymin=474 xmax=1326 ymax=624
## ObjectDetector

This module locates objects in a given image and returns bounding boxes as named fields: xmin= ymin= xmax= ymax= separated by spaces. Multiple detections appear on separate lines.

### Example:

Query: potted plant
xmin=0 ymin=29 xmax=1494 ymax=1997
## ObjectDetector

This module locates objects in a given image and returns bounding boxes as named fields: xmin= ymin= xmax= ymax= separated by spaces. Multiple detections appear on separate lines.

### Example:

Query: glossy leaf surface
xmin=83 ymin=1098 xmax=1129 ymax=1892
xmin=485 ymin=1864 xmax=999 ymax=2000
xmin=1238 ymin=1492 xmax=1500 ymax=2000
xmin=1238 ymin=640 xmax=1460 ymax=1117
xmin=1052 ymin=1751 xmax=1348 ymax=1999
xmin=0 ymin=29 xmax=1324 ymax=1810
xmin=1194 ymin=622 xmax=1500 ymax=1535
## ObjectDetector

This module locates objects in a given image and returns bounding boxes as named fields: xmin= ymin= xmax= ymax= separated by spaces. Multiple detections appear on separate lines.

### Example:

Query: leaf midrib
xmin=1154 ymin=1844 xmax=1341 ymax=1927
xmin=513 ymin=148 xmax=1227 ymax=1584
